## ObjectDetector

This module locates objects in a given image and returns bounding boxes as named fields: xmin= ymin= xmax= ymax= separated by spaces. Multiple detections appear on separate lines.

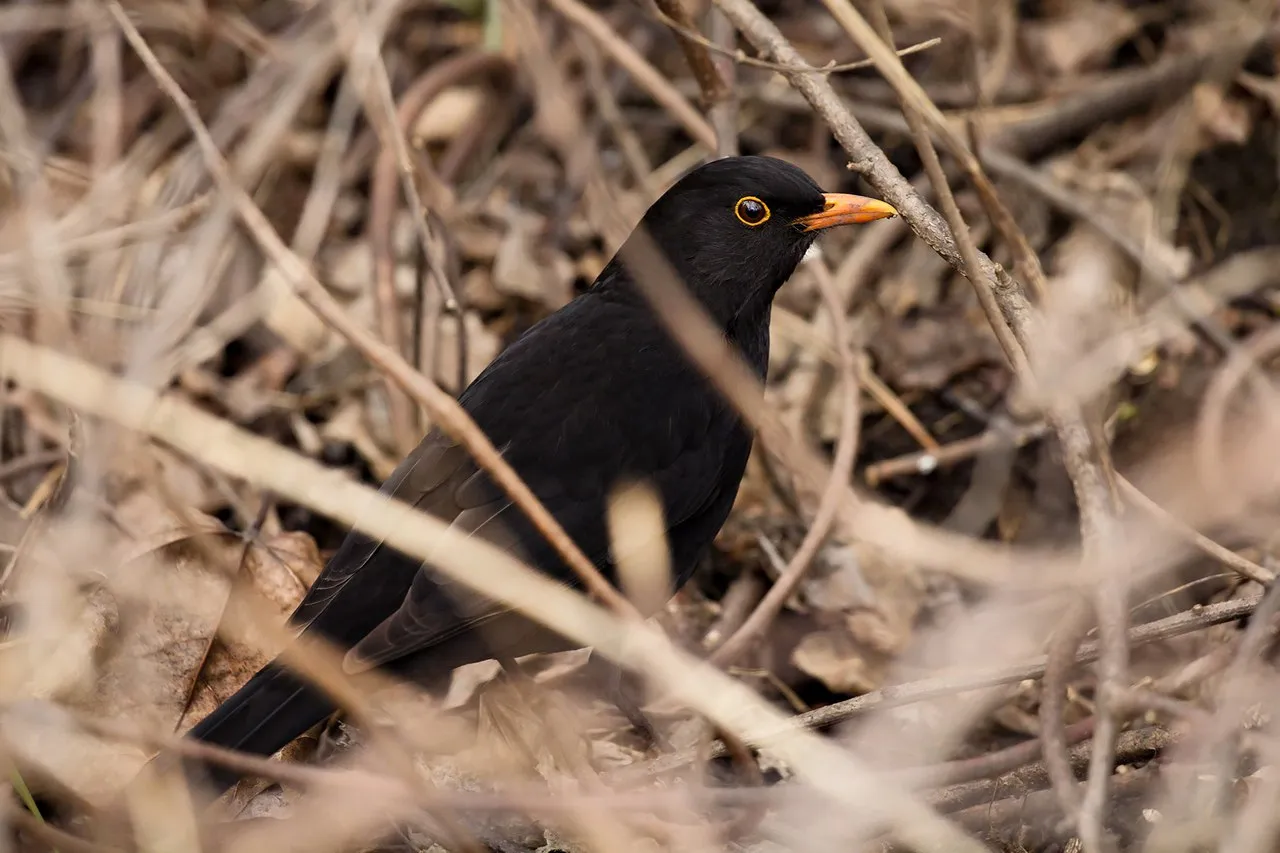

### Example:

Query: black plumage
xmin=181 ymin=155 xmax=896 ymax=794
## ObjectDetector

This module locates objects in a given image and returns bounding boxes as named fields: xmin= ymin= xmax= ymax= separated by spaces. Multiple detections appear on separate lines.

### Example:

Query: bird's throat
xmin=727 ymin=301 xmax=772 ymax=381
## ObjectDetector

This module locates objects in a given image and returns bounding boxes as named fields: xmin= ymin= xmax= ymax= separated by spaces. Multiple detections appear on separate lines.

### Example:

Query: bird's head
xmin=625 ymin=155 xmax=897 ymax=325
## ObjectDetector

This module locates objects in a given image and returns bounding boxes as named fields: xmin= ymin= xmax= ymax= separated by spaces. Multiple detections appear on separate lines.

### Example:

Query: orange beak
xmin=794 ymin=193 xmax=898 ymax=232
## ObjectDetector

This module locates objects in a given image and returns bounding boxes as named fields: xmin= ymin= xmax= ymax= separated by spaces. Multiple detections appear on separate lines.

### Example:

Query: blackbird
xmin=182 ymin=155 xmax=896 ymax=794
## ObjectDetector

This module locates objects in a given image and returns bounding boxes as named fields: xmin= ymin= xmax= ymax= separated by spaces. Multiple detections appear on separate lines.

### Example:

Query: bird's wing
xmin=287 ymin=428 xmax=477 ymax=635
xmin=336 ymin=300 xmax=741 ymax=673
xmin=341 ymin=419 xmax=734 ymax=673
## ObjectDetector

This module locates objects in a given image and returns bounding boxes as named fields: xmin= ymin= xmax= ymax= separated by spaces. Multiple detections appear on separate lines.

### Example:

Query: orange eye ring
xmin=734 ymin=196 xmax=770 ymax=227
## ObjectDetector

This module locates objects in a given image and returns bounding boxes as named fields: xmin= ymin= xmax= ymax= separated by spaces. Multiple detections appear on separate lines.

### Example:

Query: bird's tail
xmin=182 ymin=662 xmax=335 ymax=796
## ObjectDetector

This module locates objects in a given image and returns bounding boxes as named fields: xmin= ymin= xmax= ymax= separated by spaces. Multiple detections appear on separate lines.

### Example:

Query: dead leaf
xmin=461 ymin=267 xmax=506 ymax=313
xmin=443 ymin=659 xmax=505 ymax=711
xmin=492 ymin=211 xmax=575 ymax=308
xmin=266 ymin=528 xmax=324 ymax=589
xmin=97 ymin=531 xmax=239 ymax=725
xmin=1023 ymin=2 xmax=1140 ymax=76
xmin=791 ymin=628 xmax=885 ymax=696
xmin=13 ymin=582 xmax=119 ymax=705
xmin=178 ymin=528 xmax=320 ymax=732
xmin=789 ymin=539 xmax=922 ymax=696
xmin=474 ymin=680 xmax=593 ymax=780
xmin=411 ymin=85 xmax=485 ymax=144
xmin=430 ymin=310 xmax=503 ymax=394
xmin=1192 ymin=84 xmax=1252 ymax=146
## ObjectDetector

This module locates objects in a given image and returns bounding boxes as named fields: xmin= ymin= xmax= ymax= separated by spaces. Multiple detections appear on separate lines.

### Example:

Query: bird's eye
xmin=734 ymin=196 xmax=770 ymax=227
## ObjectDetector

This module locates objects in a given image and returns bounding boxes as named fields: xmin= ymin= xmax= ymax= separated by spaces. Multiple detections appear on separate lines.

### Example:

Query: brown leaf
xmin=110 ymin=471 xmax=227 ymax=561
xmin=411 ymin=85 xmax=485 ymax=144
xmin=492 ymin=211 xmax=574 ymax=308
xmin=1192 ymin=84 xmax=1253 ymax=146
xmin=178 ymin=529 xmax=321 ymax=732
xmin=442 ymin=659 xmax=505 ymax=711
xmin=430 ymin=310 xmax=503 ymax=395
xmin=14 ymin=582 xmax=119 ymax=704
xmin=790 ymin=541 xmax=922 ymax=695
xmin=473 ymin=680 xmax=593 ymax=781
xmin=97 ymin=532 xmax=239 ymax=726
xmin=1023 ymin=2 xmax=1140 ymax=76
xmin=791 ymin=628 xmax=886 ymax=696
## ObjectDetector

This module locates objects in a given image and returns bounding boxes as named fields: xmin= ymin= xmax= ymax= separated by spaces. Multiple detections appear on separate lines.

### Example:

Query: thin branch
xmin=651 ymin=0 xmax=728 ymax=107
xmin=650 ymin=5 xmax=940 ymax=76
xmin=1118 ymin=475 xmax=1274 ymax=585
xmin=1040 ymin=603 xmax=1094 ymax=817
xmin=858 ymin=0 xmax=1023 ymax=372
xmin=863 ymin=420 xmax=1048 ymax=485
xmin=364 ymin=50 xmax=508 ymax=453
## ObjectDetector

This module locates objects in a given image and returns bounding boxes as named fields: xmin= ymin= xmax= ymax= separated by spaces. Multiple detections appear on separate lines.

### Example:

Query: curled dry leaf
xmin=1191 ymin=84 xmax=1253 ymax=146
xmin=442 ymin=658 xmax=505 ymax=710
xmin=473 ymin=679 xmax=595 ymax=783
xmin=260 ymin=266 xmax=344 ymax=360
xmin=411 ymin=85 xmax=486 ymax=144
xmin=493 ymin=210 xmax=576 ymax=308
xmin=790 ymin=541 xmax=922 ymax=696
xmin=791 ymin=629 xmax=884 ymax=697
xmin=430 ymin=310 xmax=503 ymax=394
xmin=178 ymin=528 xmax=321 ymax=733
xmin=1023 ymin=1 xmax=1141 ymax=76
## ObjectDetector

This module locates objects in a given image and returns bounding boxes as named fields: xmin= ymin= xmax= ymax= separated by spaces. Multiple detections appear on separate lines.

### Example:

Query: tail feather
xmin=183 ymin=663 xmax=335 ymax=796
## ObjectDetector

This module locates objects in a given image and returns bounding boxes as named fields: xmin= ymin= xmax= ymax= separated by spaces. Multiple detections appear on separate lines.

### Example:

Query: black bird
xmin=182 ymin=155 xmax=896 ymax=794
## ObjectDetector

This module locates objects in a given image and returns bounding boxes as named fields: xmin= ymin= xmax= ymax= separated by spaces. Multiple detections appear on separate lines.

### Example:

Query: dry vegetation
xmin=2 ymin=0 xmax=1280 ymax=850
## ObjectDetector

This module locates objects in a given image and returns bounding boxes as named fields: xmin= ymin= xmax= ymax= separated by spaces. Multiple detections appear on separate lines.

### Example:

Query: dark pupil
xmin=741 ymin=200 xmax=763 ymax=221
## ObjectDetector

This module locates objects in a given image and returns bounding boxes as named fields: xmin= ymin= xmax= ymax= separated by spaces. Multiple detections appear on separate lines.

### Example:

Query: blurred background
xmin=1 ymin=0 xmax=1280 ymax=851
